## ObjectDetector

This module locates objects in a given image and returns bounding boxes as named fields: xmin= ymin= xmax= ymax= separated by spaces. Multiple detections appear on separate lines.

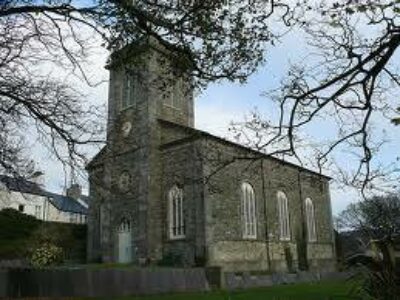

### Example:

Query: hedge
xmin=0 ymin=208 xmax=86 ymax=262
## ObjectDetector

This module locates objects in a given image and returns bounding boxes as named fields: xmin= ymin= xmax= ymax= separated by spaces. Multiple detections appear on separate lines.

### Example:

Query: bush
xmin=158 ymin=252 xmax=185 ymax=267
xmin=0 ymin=208 xmax=87 ymax=263
xmin=349 ymin=241 xmax=400 ymax=299
xmin=30 ymin=242 xmax=63 ymax=267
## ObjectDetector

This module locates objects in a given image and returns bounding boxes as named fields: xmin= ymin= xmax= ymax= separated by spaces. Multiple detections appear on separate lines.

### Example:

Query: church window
xmin=118 ymin=219 xmax=131 ymax=233
xmin=305 ymin=198 xmax=317 ymax=242
xmin=121 ymin=72 xmax=136 ymax=110
xmin=165 ymin=77 xmax=183 ymax=109
xmin=242 ymin=182 xmax=257 ymax=239
xmin=277 ymin=191 xmax=290 ymax=240
xmin=168 ymin=185 xmax=185 ymax=239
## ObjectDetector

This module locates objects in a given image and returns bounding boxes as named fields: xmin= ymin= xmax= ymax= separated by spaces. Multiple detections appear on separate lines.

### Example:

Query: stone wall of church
xmin=200 ymin=139 xmax=269 ymax=271
xmin=87 ymin=144 xmax=151 ymax=263
xmin=87 ymin=165 xmax=104 ymax=262
xmin=199 ymin=137 xmax=335 ymax=272
xmin=159 ymin=140 xmax=205 ymax=266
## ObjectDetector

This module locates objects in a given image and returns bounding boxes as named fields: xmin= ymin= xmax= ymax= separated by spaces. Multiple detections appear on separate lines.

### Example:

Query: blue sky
xmin=32 ymin=23 xmax=399 ymax=217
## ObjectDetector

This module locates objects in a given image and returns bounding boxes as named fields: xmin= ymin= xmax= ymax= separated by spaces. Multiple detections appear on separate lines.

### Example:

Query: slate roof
xmin=87 ymin=119 xmax=331 ymax=180
xmin=46 ymin=192 xmax=88 ymax=214
xmin=158 ymin=119 xmax=332 ymax=180
xmin=0 ymin=175 xmax=88 ymax=215
xmin=0 ymin=175 xmax=47 ymax=196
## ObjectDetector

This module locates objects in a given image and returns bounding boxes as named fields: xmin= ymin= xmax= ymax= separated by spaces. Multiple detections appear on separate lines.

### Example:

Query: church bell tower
xmin=87 ymin=38 xmax=194 ymax=263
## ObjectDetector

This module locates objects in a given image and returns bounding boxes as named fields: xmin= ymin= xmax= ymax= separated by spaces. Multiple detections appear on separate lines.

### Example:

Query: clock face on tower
xmin=121 ymin=121 xmax=132 ymax=137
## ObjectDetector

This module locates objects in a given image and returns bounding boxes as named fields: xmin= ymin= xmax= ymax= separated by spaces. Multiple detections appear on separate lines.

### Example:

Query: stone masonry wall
xmin=199 ymin=137 xmax=335 ymax=272
xmin=159 ymin=140 xmax=205 ymax=266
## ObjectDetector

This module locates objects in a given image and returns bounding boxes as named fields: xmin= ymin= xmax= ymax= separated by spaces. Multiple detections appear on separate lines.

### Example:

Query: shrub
xmin=349 ymin=241 xmax=400 ymax=299
xmin=30 ymin=242 xmax=63 ymax=267
xmin=158 ymin=252 xmax=185 ymax=267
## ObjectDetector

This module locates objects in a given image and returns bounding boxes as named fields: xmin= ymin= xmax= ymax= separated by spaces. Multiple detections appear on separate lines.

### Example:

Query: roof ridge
xmin=157 ymin=119 xmax=331 ymax=179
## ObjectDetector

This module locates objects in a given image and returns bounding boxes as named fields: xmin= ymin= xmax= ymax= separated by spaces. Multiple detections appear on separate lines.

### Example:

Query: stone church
xmin=87 ymin=39 xmax=336 ymax=272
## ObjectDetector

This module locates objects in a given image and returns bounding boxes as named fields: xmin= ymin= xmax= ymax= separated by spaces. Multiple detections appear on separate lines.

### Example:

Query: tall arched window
xmin=117 ymin=219 xmax=131 ymax=233
xmin=242 ymin=182 xmax=257 ymax=239
xmin=277 ymin=191 xmax=290 ymax=240
xmin=168 ymin=185 xmax=185 ymax=239
xmin=305 ymin=198 xmax=317 ymax=242
xmin=121 ymin=73 xmax=137 ymax=110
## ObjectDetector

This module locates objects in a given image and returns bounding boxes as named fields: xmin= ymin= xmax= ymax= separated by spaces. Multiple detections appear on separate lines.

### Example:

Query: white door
xmin=117 ymin=220 xmax=132 ymax=263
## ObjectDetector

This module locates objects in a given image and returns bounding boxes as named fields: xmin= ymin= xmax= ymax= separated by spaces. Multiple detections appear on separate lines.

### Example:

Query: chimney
xmin=66 ymin=183 xmax=81 ymax=199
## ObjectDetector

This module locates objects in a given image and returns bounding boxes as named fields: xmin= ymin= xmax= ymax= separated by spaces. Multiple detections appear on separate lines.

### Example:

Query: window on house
xmin=121 ymin=72 xmax=136 ymax=110
xmin=34 ymin=205 xmax=41 ymax=219
xmin=69 ymin=212 xmax=77 ymax=223
xmin=18 ymin=204 xmax=24 ymax=212
xmin=277 ymin=191 xmax=290 ymax=240
xmin=168 ymin=185 xmax=185 ymax=239
xmin=242 ymin=182 xmax=257 ymax=239
xmin=305 ymin=198 xmax=317 ymax=242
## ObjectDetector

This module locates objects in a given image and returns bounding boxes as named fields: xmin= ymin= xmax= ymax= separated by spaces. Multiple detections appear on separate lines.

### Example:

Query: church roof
xmin=0 ymin=175 xmax=88 ymax=214
xmin=86 ymin=119 xmax=331 ymax=180
xmin=158 ymin=119 xmax=331 ymax=180
xmin=86 ymin=146 xmax=107 ymax=170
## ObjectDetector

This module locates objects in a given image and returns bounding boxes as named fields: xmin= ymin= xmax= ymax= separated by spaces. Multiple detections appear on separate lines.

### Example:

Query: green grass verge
xmin=80 ymin=279 xmax=360 ymax=300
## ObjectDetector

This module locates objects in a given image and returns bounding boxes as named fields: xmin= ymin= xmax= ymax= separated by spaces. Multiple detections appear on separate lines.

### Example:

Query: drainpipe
xmin=260 ymin=159 xmax=271 ymax=270
xmin=297 ymin=170 xmax=308 ymax=271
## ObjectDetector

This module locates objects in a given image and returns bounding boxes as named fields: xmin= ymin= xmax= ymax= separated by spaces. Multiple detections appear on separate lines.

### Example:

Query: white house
xmin=0 ymin=174 xmax=88 ymax=224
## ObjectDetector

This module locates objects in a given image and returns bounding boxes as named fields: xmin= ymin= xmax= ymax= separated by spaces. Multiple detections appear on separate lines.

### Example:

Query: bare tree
xmin=0 ymin=1 xmax=106 ymax=179
xmin=0 ymin=0 xmax=292 ymax=179
xmin=233 ymin=1 xmax=400 ymax=194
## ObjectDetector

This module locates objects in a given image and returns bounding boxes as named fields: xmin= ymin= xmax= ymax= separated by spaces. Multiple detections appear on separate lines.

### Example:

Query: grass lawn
xmin=83 ymin=280 xmax=360 ymax=300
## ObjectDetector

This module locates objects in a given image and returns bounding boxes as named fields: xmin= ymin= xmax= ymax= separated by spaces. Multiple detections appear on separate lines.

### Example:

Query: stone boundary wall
xmin=0 ymin=268 xmax=209 ymax=298
xmin=223 ymin=271 xmax=352 ymax=289
xmin=0 ymin=267 xmax=351 ymax=298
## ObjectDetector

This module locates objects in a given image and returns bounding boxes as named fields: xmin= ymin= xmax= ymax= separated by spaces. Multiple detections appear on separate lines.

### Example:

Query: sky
xmin=30 ymin=19 xmax=400 ymax=217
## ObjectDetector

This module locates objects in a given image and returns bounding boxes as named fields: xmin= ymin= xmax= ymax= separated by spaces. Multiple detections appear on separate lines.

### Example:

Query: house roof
xmin=0 ymin=175 xmax=47 ymax=196
xmin=158 ymin=119 xmax=332 ymax=180
xmin=0 ymin=175 xmax=88 ymax=215
xmin=46 ymin=192 xmax=88 ymax=215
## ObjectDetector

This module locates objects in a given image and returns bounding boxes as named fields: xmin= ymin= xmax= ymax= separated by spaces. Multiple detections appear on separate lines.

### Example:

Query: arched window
xmin=168 ymin=185 xmax=185 ymax=239
xmin=242 ymin=182 xmax=257 ymax=239
xmin=305 ymin=198 xmax=317 ymax=242
xmin=277 ymin=191 xmax=290 ymax=240
xmin=121 ymin=71 xmax=139 ymax=110
xmin=117 ymin=219 xmax=131 ymax=233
